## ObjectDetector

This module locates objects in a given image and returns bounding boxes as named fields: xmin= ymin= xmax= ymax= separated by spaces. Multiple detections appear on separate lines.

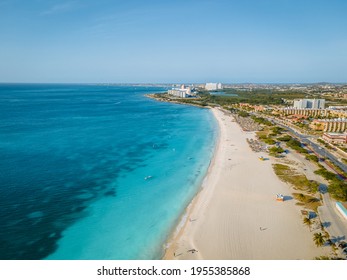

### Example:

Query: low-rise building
xmin=277 ymin=108 xmax=347 ymax=118
xmin=278 ymin=108 xmax=329 ymax=117
xmin=310 ymin=118 xmax=347 ymax=132
xmin=322 ymin=132 xmax=347 ymax=144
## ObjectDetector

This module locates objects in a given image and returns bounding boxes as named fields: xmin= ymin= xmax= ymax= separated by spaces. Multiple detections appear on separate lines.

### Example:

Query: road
xmin=265 ymin=115 xmax=347 ymax=174
xmin=318 ymin=190 xmax=347 ymax=258
xmin=318 ymin=189 xmax=347 ymax=240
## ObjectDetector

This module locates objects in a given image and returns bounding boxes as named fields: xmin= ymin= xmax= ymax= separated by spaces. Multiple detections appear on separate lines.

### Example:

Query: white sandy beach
xmin=164 ymin=107 xmax=328 ymax=260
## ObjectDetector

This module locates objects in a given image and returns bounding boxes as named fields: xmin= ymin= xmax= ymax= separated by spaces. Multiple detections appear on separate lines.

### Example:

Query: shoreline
xmin=163 ymin=107 xmax=329 ymax=260
xmin=162 ymin=107 xmax=223 ymax=259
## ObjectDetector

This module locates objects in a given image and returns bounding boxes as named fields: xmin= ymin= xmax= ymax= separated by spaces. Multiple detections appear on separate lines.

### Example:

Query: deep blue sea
xmin=0 ymin=84 xmax=217 ymax=260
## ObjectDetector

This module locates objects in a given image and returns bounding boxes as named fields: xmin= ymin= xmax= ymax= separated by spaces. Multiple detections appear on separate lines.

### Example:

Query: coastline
xmin=163 ymin=107 xmax=328 ymax=260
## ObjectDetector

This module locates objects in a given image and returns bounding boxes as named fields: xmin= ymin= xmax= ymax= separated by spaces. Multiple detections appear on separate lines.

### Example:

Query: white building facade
xmin=168 ymin=85 xmax=192 ymax=98
xmin=293 ymin=99 xmax=325 ymax=109
xmin=205 ymin=83 xmax=223 ymax=91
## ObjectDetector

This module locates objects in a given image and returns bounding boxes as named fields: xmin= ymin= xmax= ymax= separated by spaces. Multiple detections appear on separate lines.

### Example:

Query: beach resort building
xmin=310 ymin=118 xmax=347 ymax=132
xmin=279 ymin=108 xmax=329 ymax=117
xmin=168 ymin=85 xmax=193 ymax=98
xmin=205 ymin=83 xmax=223 ymax=91
xmin=277 ymin=108 xmax=347 ymax=118
xmin=322 ymin=132 xmax=347 ymax=144
xmin=293 ymin=99 xmax=325 ymax=109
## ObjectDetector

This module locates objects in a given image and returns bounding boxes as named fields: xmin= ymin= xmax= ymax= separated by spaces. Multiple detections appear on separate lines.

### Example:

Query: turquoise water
xmin=0 ymin=84 xmax=217 ymax=259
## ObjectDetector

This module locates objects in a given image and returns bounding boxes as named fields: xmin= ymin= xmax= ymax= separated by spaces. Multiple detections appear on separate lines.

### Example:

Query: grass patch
xmin=256 ymin=127 xmax=272 ymax=138
xmin=273 ymin=164 xmax=319 ymax=193
xmin=269 ymin=146 xmax=285 ymax=156
xmin=277 ymin=134 xmax=292 ymax=142
xmin=305 ymin=154 xmax=319 ymax=163
xmin=293 ymin=192 xmax=321 ymax=212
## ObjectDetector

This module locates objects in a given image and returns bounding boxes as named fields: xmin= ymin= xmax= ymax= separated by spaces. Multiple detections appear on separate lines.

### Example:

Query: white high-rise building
xmin=168 ymin=85 xmax=192 ymax=98
xmin=293 ymin=99 xmax=325 ymax=109
xmin=205 ymin=83 xmax=223 ymax=91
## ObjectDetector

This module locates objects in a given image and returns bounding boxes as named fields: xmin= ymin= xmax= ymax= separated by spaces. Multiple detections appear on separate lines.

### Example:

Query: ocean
xmin=0 ymin=84 xmax=217 ymax=260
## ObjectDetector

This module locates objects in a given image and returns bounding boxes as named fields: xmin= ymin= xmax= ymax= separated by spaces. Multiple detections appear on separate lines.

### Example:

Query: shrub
xmin=314 ymin=168 xmax=338 ymax=181
xmin=328 ymin=181 xmax=347 ymax=201
xmin=264 ymin=138 xmax=276 ymax=145
xmin=278 ymin=135 xmax=292 ymax=142
xmin=238 ymin=111 xmax=250 ymax=117
xmin=305 ymin=155 xmax=319 ymax=162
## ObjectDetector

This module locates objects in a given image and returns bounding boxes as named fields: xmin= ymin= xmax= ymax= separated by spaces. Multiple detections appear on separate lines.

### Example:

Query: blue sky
xmin=0 ymin=0 xmax=346 ymax=83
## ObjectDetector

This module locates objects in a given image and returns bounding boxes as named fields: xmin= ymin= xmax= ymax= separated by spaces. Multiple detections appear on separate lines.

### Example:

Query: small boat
xmin=144 ymin=176 xmax=152 ymax=180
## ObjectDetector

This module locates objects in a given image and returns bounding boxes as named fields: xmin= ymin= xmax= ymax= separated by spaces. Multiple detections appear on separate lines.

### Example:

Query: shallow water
xmin=0 ymin=84 xmax=217 ymax=259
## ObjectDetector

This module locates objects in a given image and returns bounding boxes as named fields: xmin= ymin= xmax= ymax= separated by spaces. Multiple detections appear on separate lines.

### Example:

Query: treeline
xmin=195 ymin=88 xmax=308 ymax=106
xmin=314 ymin=168 xmax=347 ymax=201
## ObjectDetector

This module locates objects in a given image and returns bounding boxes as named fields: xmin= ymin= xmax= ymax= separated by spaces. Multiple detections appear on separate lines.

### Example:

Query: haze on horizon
xmin=1 ymin=0 xmax=346 ymax=84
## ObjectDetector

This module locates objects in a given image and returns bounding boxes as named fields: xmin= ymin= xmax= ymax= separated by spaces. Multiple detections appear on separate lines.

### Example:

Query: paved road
xmin=265 ymin=116 xmax=347 ymax=174
xmin=318 ymin=191 xmax=347 ymax=241
xmin=318 ymin=191 xmax=347 ymax=258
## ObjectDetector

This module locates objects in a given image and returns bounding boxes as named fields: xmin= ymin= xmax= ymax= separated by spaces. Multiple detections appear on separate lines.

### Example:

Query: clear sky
xmin=1 ymin=0 xmax=346 ymax=83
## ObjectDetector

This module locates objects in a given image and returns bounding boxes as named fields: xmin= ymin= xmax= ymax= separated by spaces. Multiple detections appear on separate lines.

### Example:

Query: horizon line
xmin=1 ymin=81 xmax=347 ymax=85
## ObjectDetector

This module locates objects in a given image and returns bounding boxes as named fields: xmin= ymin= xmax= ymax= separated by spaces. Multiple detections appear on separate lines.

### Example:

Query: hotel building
xmin=293 ymin=99 xmax=325 ymax=109
xmin=310 ymin=118 xmax=347 ymax=132
xmin=168 ymin=85 xmax=192 ymax=98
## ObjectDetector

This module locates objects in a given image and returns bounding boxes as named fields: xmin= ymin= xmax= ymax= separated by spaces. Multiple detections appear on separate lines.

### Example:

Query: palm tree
xmin=313 ymin=232 xmax=325 ymax=247
xmin=303 ymin=217 xmax=312 ymax=231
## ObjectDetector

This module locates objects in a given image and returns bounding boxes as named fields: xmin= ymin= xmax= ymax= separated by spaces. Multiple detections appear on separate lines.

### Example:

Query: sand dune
xmin=164 ymin=107 xmax=328 ymax=260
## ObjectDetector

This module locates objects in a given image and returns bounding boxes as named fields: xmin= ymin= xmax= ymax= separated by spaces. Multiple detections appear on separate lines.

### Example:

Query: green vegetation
xmin=275 ymin=134 xmax=306 ymax=152
xmin=277 ymin=134 xmax=292 ymax=142
xmin=313 ymin=232 xmax=325 ymax=247
xmin=314 ymin=168 xmax=347 ymax=201
xmin=286 ymin=138 xmax=309 ymax=154
xmin=328 ymin=180 xmax=347 ymax=201
xmin=305 ymin=154 xmax=319 ymax=162
xmin=268 ymin=146 xmax=284 ymax=156
xmin=293 ymin=192 xmax=321 ymax=211
xmin=216 ymin=88 xmax=306 ymax=105
xmin=251 ymin=116 xmax=272 ymax=126
xmin=237 ymin=110 xmax=250 ymax=118
xmin=314 ymin=168 xmax=338 ymax=181
xmin=273 ymin=164 xmax=320 ymax=193
xmin=193 ymin=88 xmax=308 ymax=107
xmin=258 ymin=134 xmax=276 ymax=145
xmin=271 ymin=126 xmax=284 ymax=135
xmin=263 ymin=138 xmax=276 ymax=145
